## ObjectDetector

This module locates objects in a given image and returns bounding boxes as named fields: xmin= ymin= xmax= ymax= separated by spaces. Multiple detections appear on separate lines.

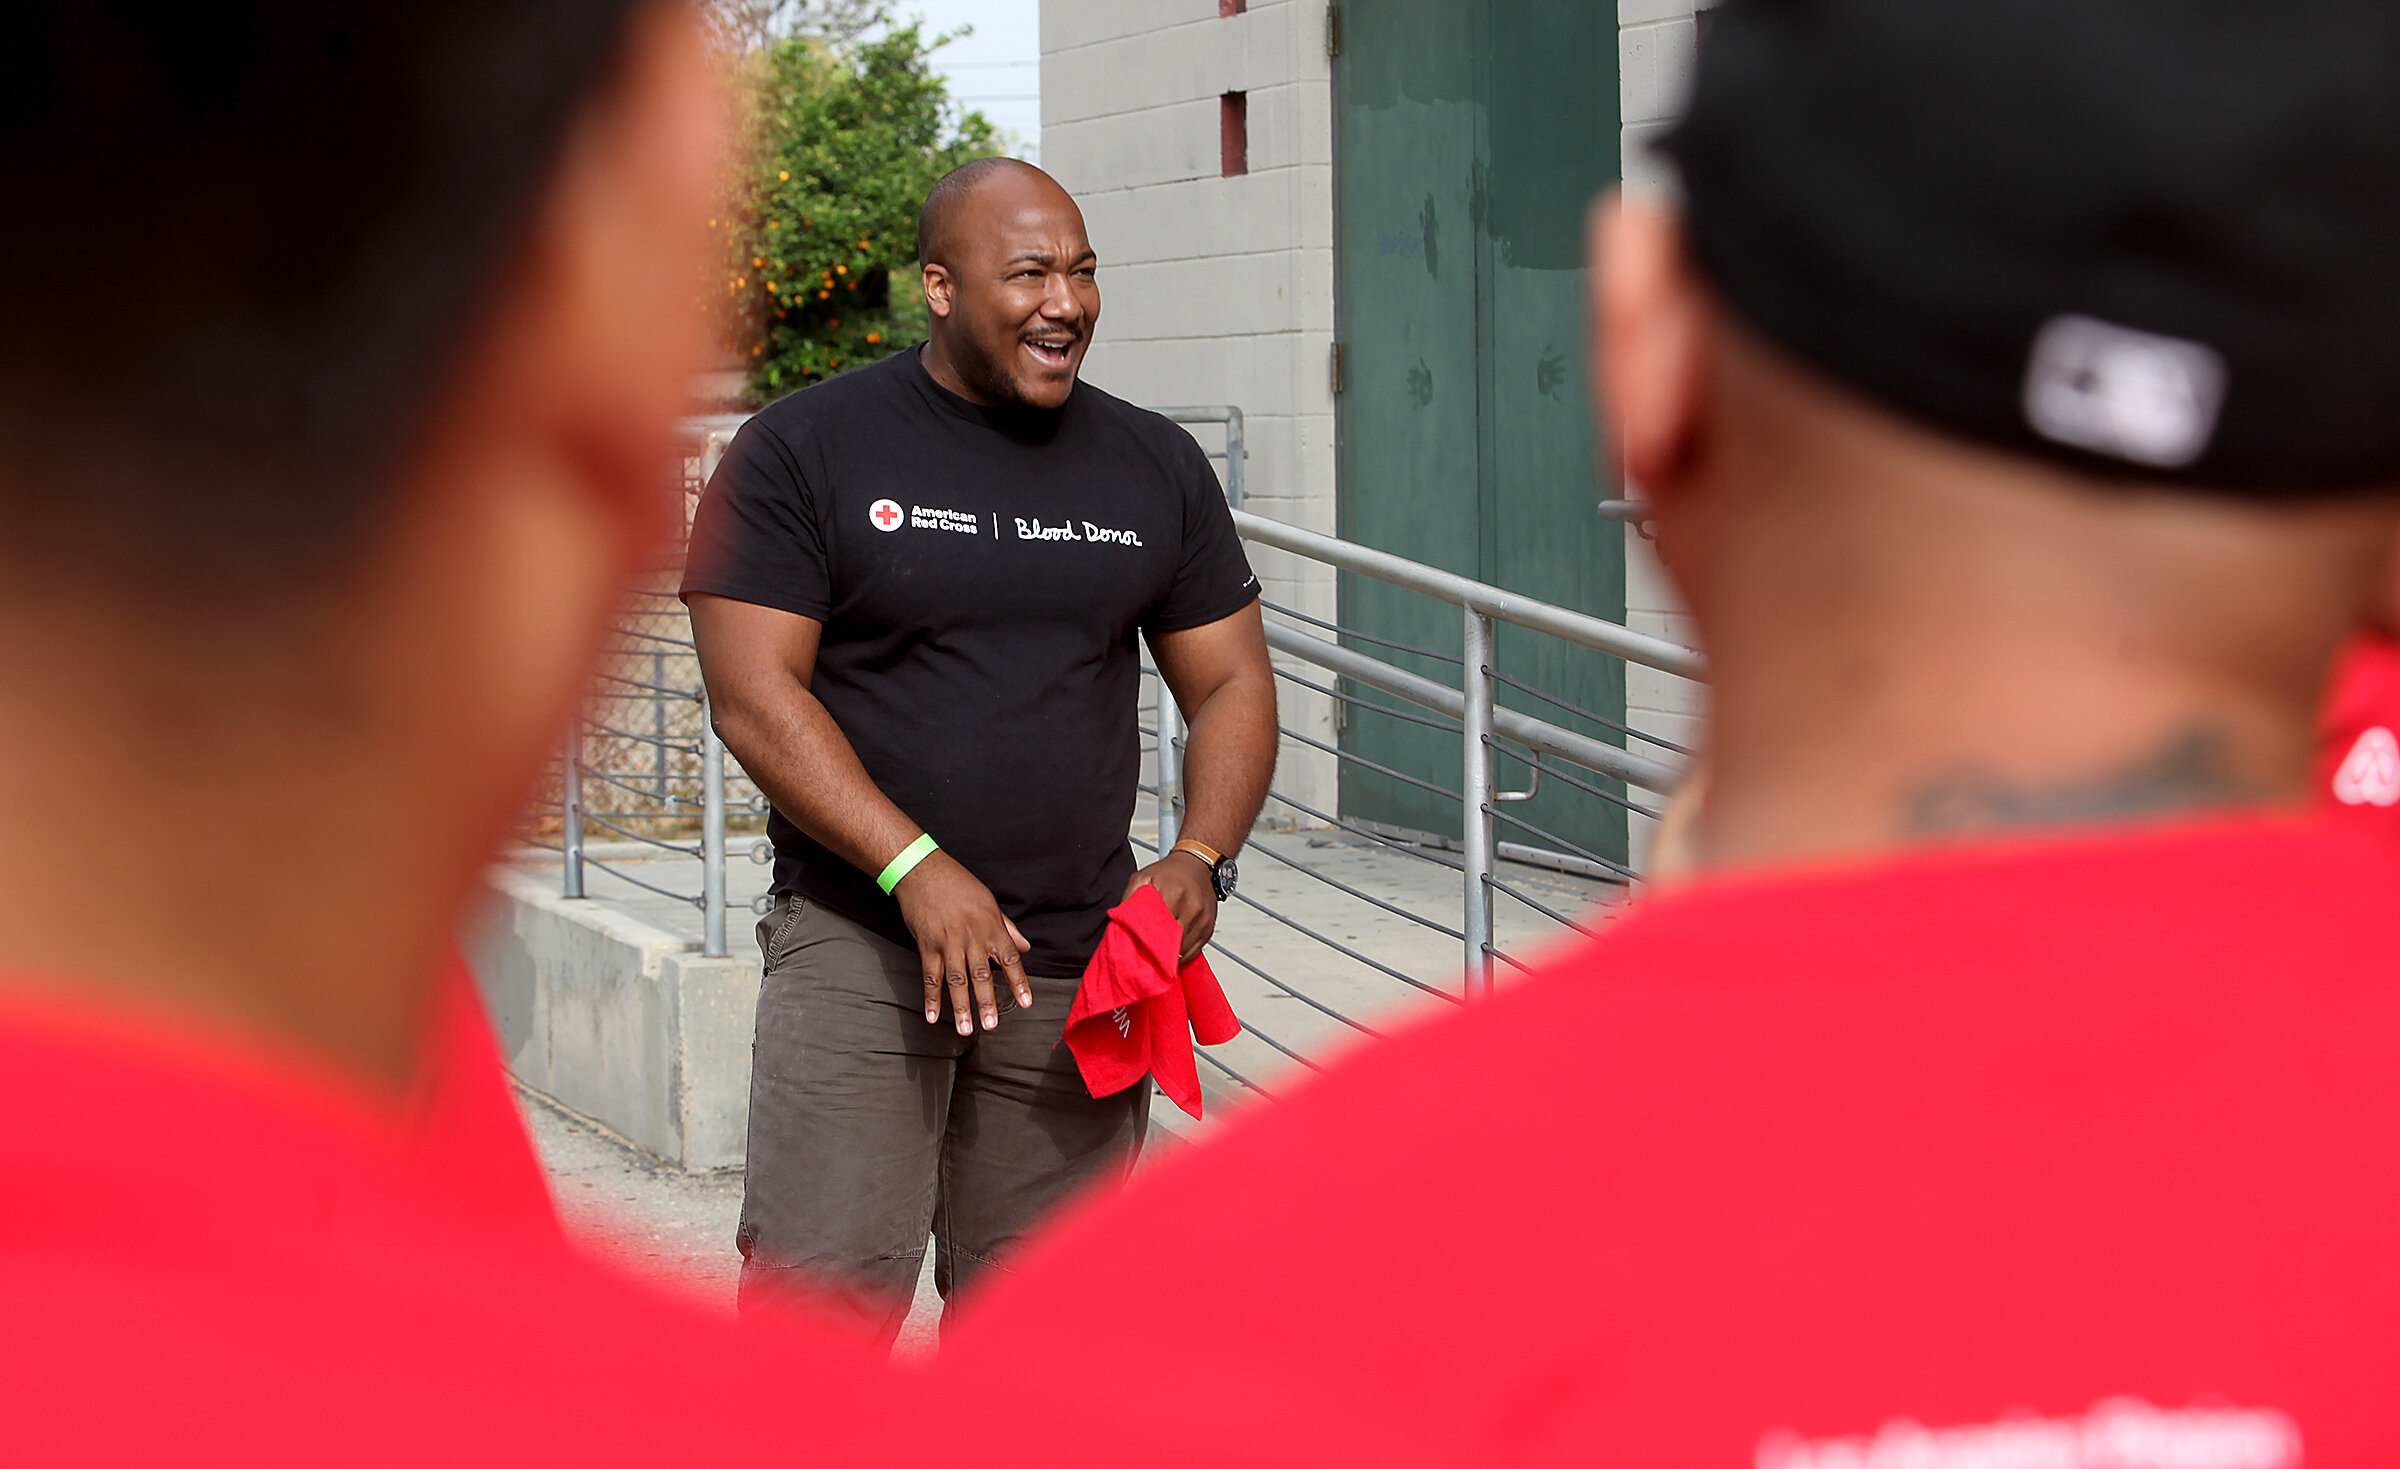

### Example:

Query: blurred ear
xmin=1591 ymin=193 xmax=1711 ymax=508
xmin=509 ymin=0 xmax=723 ymax=544
xmin=354 ymin=0 xmax=729 ymax=884
xmin=2372 ymin=527 xmax=2400 ymax=641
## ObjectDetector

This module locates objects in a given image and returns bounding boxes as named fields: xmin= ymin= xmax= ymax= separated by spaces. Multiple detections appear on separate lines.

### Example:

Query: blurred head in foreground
xmin=930 ymin=7 xmax=2400 ymax=1463
xmin=0 ymin=16 xmax=953 ymax=1464
xmin=0 ymin=2 xmax=722 ymax=1085
xmin=1609 ymin=0 xmax=2400 ymax=870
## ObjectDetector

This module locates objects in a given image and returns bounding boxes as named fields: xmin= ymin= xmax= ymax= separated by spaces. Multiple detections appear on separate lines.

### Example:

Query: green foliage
xmin=715 ymin=26 xmax=996 ymax=399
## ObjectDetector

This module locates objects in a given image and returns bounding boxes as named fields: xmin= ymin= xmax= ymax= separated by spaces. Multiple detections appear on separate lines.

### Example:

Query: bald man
xmin=682 ymin=159 xmax=1277 ymax=1342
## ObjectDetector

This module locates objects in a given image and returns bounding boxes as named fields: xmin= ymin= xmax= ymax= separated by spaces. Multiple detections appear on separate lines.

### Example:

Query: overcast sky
xmin=888 ymin=0 xmax=1041 ymax=161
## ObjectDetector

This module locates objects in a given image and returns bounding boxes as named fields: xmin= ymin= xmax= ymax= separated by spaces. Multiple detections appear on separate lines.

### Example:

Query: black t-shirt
xmin=680 ymin=347 xmax=1260 ymax=975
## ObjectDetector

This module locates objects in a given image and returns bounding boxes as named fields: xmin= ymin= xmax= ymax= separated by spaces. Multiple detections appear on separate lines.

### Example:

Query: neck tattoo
xmin=1901 ymin=724 xmax=2268 ymax=836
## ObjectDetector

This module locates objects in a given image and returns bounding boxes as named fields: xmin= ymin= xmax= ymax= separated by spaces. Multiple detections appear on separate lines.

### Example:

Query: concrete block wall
xmin=469 ymin=868 xmax=760 ymax=1170
xmin=1042 ymin=0 xmax=1340 ymax=822
xmin=1619 ymin=0 xmax=1710 ymax=865
xmin=1045 ymin=0 xmax=1715 ymax=855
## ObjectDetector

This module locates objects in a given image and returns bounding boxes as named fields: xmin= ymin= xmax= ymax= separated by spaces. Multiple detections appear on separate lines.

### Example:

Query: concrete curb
xmin=466 ymin=868 xmax=759 ymax=1171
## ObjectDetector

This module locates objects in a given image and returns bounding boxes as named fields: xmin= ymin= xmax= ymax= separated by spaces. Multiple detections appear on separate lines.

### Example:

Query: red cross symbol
xmin=869 ymin=498 xmax=904 ymax=532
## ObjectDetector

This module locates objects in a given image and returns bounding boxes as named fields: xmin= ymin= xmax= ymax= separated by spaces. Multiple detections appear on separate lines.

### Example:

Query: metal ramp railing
xmin=1144 ymin=503 xmax=1701 ymax=1103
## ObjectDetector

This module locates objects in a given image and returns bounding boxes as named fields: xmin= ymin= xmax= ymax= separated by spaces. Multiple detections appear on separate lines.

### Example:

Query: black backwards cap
xmin=1660 ymin=0 xmax=2400 ymax=495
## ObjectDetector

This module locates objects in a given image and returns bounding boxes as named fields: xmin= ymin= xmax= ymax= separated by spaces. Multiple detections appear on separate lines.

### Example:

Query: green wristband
xmin=876 ymin=833 xmax=939 ymax=894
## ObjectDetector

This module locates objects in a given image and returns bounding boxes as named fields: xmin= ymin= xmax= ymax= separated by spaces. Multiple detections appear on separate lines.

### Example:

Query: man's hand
xmin=1126 ymin=851 xmax=1218 ymax=963
xmin=893 ymin=850 xmax=1033 ymax=1034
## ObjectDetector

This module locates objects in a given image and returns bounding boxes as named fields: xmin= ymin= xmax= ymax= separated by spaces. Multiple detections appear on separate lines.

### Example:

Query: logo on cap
xmin=868 ymin=498 xmax=904 ymax=533
xmin=2023 ymin=314 xmax=2227 ymax=470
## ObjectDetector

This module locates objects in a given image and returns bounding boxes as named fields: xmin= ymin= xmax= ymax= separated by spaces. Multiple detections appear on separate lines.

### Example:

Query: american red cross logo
xmin=869 ymin=498 xmax=904 ymax=533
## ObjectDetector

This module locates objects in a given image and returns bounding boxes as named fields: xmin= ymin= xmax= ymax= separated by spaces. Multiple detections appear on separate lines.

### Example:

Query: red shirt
xmin=395 ymin=950 xmax=564 ymax=1235
xmin=0 ymin=963 xmax=907 ymax=1463
xmin=946 ymin=813 xmax=2400 ymax=1467
xmin=2318 ymin=632 xmax=2400 ymax=808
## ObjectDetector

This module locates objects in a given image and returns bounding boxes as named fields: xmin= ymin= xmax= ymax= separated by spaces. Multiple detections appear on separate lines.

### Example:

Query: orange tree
xmin=717 ymin=25 xmax=997 ymax=399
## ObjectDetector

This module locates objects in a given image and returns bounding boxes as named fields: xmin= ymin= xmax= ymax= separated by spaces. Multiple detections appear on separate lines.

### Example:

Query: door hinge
xmin=1325 ymin=2 xmax=1341 ymax=58
xmin=1330 ymin=341 xmax=1344 ymax=395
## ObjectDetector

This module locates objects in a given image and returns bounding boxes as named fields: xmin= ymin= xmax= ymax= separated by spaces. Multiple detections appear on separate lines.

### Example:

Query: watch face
xmin=1214 ymin=859 xmax=1238 ymax=900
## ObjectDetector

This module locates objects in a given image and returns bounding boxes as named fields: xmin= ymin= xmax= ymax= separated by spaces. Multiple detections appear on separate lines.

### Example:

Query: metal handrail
xmin=1153 ymin=406 xmax=1245 ymax=509
xmin=1158 ymin=506 xmax=1706 ymax=997
xmin=558 ymin=690 xmax=732 ymax=957
xmin=552 ymin=443 xmax=744 ymax=957
xmin=1258 ymin=621 xmax=1683 ymax=794
xmin=1231 ymin=509 xmax=1706 ymax=681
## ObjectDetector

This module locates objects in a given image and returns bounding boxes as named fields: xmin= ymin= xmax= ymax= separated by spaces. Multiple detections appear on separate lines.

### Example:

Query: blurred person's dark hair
xmin=0 ymin=0 xmax=647 ymax=611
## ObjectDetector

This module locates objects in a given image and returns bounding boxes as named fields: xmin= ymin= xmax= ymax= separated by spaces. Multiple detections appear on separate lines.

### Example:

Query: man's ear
xmin=1591 ymin=192 xmax=1711 ymax=508
xmin=2371 ymin=524 xmax=2400 ymax=640
xmin=369 ymin=0 xmax=723 ymax=796
xmin=486 ymin=0 xmax=723 ymax=548
xmin=922 ymin=262 xmax=954 ymax=319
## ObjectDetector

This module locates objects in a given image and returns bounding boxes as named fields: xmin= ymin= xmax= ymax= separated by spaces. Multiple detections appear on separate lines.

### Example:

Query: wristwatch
xmin=1169 ymin=838 xmax=1239 ymax=900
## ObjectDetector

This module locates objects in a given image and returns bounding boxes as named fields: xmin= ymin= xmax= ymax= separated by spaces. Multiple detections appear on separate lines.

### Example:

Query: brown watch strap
xmin=1169 ymin=838 xmax=1224 ymax=868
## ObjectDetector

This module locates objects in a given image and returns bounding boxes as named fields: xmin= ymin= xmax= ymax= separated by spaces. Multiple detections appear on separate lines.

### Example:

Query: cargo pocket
xmin=758 ymin=895 xmax=809 ymax=969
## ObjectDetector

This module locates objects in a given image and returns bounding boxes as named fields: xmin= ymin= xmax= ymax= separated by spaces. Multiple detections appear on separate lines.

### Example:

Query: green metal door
xmin=1334 ymin=0 xmax=1630 ymax=867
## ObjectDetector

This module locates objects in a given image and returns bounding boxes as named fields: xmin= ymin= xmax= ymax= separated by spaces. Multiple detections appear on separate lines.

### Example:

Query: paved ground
xmin=519 ymin=1082 xmax=950 ymax=1356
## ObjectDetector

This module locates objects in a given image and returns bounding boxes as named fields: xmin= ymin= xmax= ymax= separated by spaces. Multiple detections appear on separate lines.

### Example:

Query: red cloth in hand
xmin=1066 ymin=884 xmax=1240 ymax=1120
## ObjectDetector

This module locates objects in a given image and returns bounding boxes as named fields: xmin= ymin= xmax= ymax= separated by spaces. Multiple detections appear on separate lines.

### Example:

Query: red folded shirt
xmin=1066 ymin=884 xmax=1240 ymax=1120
